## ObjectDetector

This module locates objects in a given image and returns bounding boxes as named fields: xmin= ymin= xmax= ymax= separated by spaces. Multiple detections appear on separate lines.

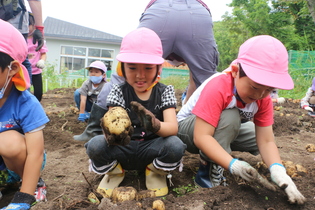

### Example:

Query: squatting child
xmin=74 ymin=61 xmax=107 ymax=122
xmin=177 ymin=35 xmax=305 ymax=204
xmin=0 ymin=20 xmax=49 ymax=209
xmin=300 ymin=77 xmax=315 ymax=115
xmin=85 ymin=27 xmax=186 ymax=198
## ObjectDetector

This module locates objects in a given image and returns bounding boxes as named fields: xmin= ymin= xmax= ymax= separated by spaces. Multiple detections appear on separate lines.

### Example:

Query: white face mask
xmin=0 ymin=64 xmax=12 ymax=99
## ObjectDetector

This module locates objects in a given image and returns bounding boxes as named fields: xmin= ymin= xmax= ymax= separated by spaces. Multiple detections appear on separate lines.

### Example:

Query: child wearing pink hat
xmin=85 ymin=27 xmax=186 ymax=198
xmin=74 ymin=61 xmax=107 ymax=122
xmin=300 ymin=77 xmax=315 ymax=115
xmin=177 ymin=35 xmax=305 ymax=204
xmin=0 ymin=20 xmax=49 ymax=209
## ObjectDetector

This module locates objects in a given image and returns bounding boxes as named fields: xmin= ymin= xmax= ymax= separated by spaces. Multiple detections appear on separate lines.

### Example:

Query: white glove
xmin=276 ymin=97 xmax=285 ymax=104
xmin=229 ymin=159 xmax=259 ymax=182
xmin=36 ymin=59 xmax=46 ymax=69
xmin=304 ymin=106 xmax=313 ymax=112
xmin=270 ymin=163 xmax=306 ymax=204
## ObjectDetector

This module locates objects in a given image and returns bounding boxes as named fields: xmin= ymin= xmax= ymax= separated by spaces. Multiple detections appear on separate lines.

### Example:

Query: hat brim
xmin=12 ymin=64 xmax=30 ymax=91
xmin=241 ymin=62 xmax=294 ymax=90
xmin=117 ymin=53 xmax=164 ymax=65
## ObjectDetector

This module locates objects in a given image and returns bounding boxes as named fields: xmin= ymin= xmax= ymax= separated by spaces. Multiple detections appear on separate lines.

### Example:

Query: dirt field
xmin=1 ymin=87 xmax=315 ymax=210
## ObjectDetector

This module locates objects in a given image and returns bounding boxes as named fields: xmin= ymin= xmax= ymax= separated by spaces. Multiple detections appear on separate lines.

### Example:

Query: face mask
xmin=90 ymin=75 xmax=103 ymax=84
xmin=0 ymin=64 xmax=12 ymax=99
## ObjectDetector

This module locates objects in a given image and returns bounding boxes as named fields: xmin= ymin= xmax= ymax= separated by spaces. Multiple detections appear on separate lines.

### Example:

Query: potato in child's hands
xmin=100 ymin=107 xmax=133 ymax=146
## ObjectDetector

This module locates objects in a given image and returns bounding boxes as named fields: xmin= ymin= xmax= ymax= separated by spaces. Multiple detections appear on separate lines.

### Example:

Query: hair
xmin=0 ymin=52 xmax=14 ymax=72
xmin=29 ymin=12 xmax=35 ymax=26
xmin=238 ymin=63 xmax=247 ymax=78
xmin=121 ymin=62 xmax=159 ymax=82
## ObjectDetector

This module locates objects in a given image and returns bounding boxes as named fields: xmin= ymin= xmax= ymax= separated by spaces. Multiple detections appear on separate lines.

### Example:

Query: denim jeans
xmin=74 ymin=89 xmax=93 ymax=112
xmin=85 ymin=135 xmax=186 ymax=174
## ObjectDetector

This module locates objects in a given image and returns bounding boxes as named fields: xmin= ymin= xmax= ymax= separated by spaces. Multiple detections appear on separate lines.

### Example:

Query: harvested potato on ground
xmin=136 ymin=190 xmax=156 ymax=201
xmin=101 ymin=107 xmax=133 ymax=146
xmin=152 ymin=200 xmax=165 ymax=210
xmin=283 ymin=160 xmax=296 ymax=177
xmin=111 ymin=186 xmax=137 ymax=203
xmin=306 ymin=144 xmax=315 ymax=152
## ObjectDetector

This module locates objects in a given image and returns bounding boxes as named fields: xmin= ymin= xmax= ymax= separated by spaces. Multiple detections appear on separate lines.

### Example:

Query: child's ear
xmin=9 ymin=62 xmax=21 ymax=77
xmin=231 ymin=64 xmax=239 ymax=78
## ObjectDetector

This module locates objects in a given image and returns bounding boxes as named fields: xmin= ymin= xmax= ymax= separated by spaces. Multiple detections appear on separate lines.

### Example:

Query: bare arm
xmin=20 ymin=130 xmax=44 ymax=195
xmin=27 ymin=0 xmax=43 ymax=27
xmin=255 ymin=125 xmax=282 ymax=167
xmin=79 ymin=95 xmax=87 ymax=114
xmin=156 ymin=107 xmax=178 ymax=137
xmin=193 ymin=116 xmax=233 ymax=169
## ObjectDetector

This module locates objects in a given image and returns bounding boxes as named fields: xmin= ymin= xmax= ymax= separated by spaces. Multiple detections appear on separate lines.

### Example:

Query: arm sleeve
xmin=161 ymin=85 xmax=177 ymax=110
xmin=106 ymin=84 xmax=125 ymax=108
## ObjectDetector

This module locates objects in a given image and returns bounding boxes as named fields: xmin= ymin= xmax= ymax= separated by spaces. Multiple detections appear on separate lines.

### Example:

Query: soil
xmin=1 ymin=87 xmax=315 ymax=210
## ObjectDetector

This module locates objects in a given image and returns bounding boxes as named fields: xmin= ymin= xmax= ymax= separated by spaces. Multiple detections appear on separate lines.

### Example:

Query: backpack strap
xmin=18 ymin=0 xmax=26 ymax=29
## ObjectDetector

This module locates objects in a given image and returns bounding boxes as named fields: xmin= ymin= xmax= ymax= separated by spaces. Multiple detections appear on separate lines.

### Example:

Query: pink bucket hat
xmin=86 ymin=61 xmax=107 ymax=73
xmin=0 ymin=19 xmax=30 ymax=91
xmin=116 ymin=27 xmax=164 ymax=65
xmin=236 ymin=35 xmax=294 ymax=90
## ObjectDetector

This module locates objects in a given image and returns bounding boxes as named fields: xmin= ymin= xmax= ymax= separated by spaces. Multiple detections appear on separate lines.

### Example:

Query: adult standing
xmin=1 ymin=0 xmax=45 ymax=82
xmin=138 ymin=0 xmax=219 ymax=104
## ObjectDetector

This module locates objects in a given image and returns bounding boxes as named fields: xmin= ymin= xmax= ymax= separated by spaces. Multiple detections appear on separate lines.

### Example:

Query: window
xmin=60 ymin=46 xmax=114 ymax=75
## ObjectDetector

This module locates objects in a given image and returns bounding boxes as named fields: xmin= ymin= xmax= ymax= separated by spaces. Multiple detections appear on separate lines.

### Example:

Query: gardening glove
xmin=130 ymin=101 xmax=161 ymax=133
xmin=276 ymin=97 xmax=285 ymax=104
xmin=78 ymin=113 xmax=88 ymax=122
xmin=1 ymin=191 xmax=36 ymax=210
xmin=33 ymin=26 xmax=44 ymax=51
xmin=36 ymin=60 xmax=45 ymax=69
xmin=229 ymin=159 xmax=258 ymax=182
xmin=304 ymin=106 xmax=313 ymax=112
xmin=270 ymin=163 xmax=306 ymax=204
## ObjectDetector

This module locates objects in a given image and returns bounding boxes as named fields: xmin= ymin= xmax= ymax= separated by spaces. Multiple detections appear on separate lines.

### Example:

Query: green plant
xmin=172 ymin=184 xmax=198 ymax=197
xmin=160 ymin=75 xmax=189 ymax=90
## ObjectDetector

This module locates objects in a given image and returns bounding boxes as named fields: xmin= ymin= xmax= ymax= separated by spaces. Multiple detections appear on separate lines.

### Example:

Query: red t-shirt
xmin=190 ymin=71 xmax=273 ymax=127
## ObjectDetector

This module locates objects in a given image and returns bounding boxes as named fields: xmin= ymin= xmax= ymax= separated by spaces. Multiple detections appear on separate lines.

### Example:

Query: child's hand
xmin=270 ymin=163 xmax=306 ymax=204
xmin=229 ymin=159 xmax=259 ymax=181
xmin=130 ymin=101 xmax=161 ymax=133
xmin=78 ymin=113 xmax=88 ymax=122
xmin=1 ymin=192 xmax=36 ymax=210
xmin=276 ymin=97 xmax=285 ymax=104
xmin=36 ymin=60 xmax=46 ymax=69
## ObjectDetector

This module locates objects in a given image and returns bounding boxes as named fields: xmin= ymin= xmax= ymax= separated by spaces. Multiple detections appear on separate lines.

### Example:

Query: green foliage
xmin=42 ymin=62 xmax=85 ymax=92
xmin=172 ymin=184 xmax=198 ymax=197
xmin=160 ymin=75 xmax=189 ymax=90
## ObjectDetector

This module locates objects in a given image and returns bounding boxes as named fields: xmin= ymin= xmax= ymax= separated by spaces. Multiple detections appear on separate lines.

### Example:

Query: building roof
xmin=43 ymin=17 xmax=122 ymax=44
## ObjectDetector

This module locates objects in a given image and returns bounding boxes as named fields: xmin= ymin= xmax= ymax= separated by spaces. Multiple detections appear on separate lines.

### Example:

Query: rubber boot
xmin=96 ymin=163 xmax=125 ymax=198
xmin=145 ymin=163 xmax=168 ymax=197
xmin=73 ymin=103 xmax=106 ymax=141
xmin=194 ymin=157 xmax=227 ymax=188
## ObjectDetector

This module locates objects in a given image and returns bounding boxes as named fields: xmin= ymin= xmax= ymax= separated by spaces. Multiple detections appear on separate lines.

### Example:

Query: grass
xmin=41 ymin=62 xmax=314 ymax=100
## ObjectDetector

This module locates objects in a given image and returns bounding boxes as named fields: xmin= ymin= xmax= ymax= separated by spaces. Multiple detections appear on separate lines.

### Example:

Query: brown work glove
xmin=130 ymin=101 xmax=161 ymax=133
xmin=100 ymin=107 xmax=133 ymax=146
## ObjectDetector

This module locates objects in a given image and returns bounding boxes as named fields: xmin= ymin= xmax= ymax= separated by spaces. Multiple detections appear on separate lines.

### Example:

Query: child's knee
xmin=0 ymin=131 xmax=26 ymax=156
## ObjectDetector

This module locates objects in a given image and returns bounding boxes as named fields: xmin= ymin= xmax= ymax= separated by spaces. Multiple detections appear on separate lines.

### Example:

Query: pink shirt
xmin=177 ymin=70 xmax=273 ymax=127
xmin=27 ymin=37 xmax=48 ymax=75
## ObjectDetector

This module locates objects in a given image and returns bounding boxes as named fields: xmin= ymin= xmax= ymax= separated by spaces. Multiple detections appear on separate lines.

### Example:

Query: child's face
xmin=0 ymin=66 xmax=9 ymax=88
xmin=89 ymin=68 xmax=104 ymax=77
xmin=124 ymin=63 xmax=159 ymax=93
xmin=232 ymin=64 xmax=274 ymax=104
